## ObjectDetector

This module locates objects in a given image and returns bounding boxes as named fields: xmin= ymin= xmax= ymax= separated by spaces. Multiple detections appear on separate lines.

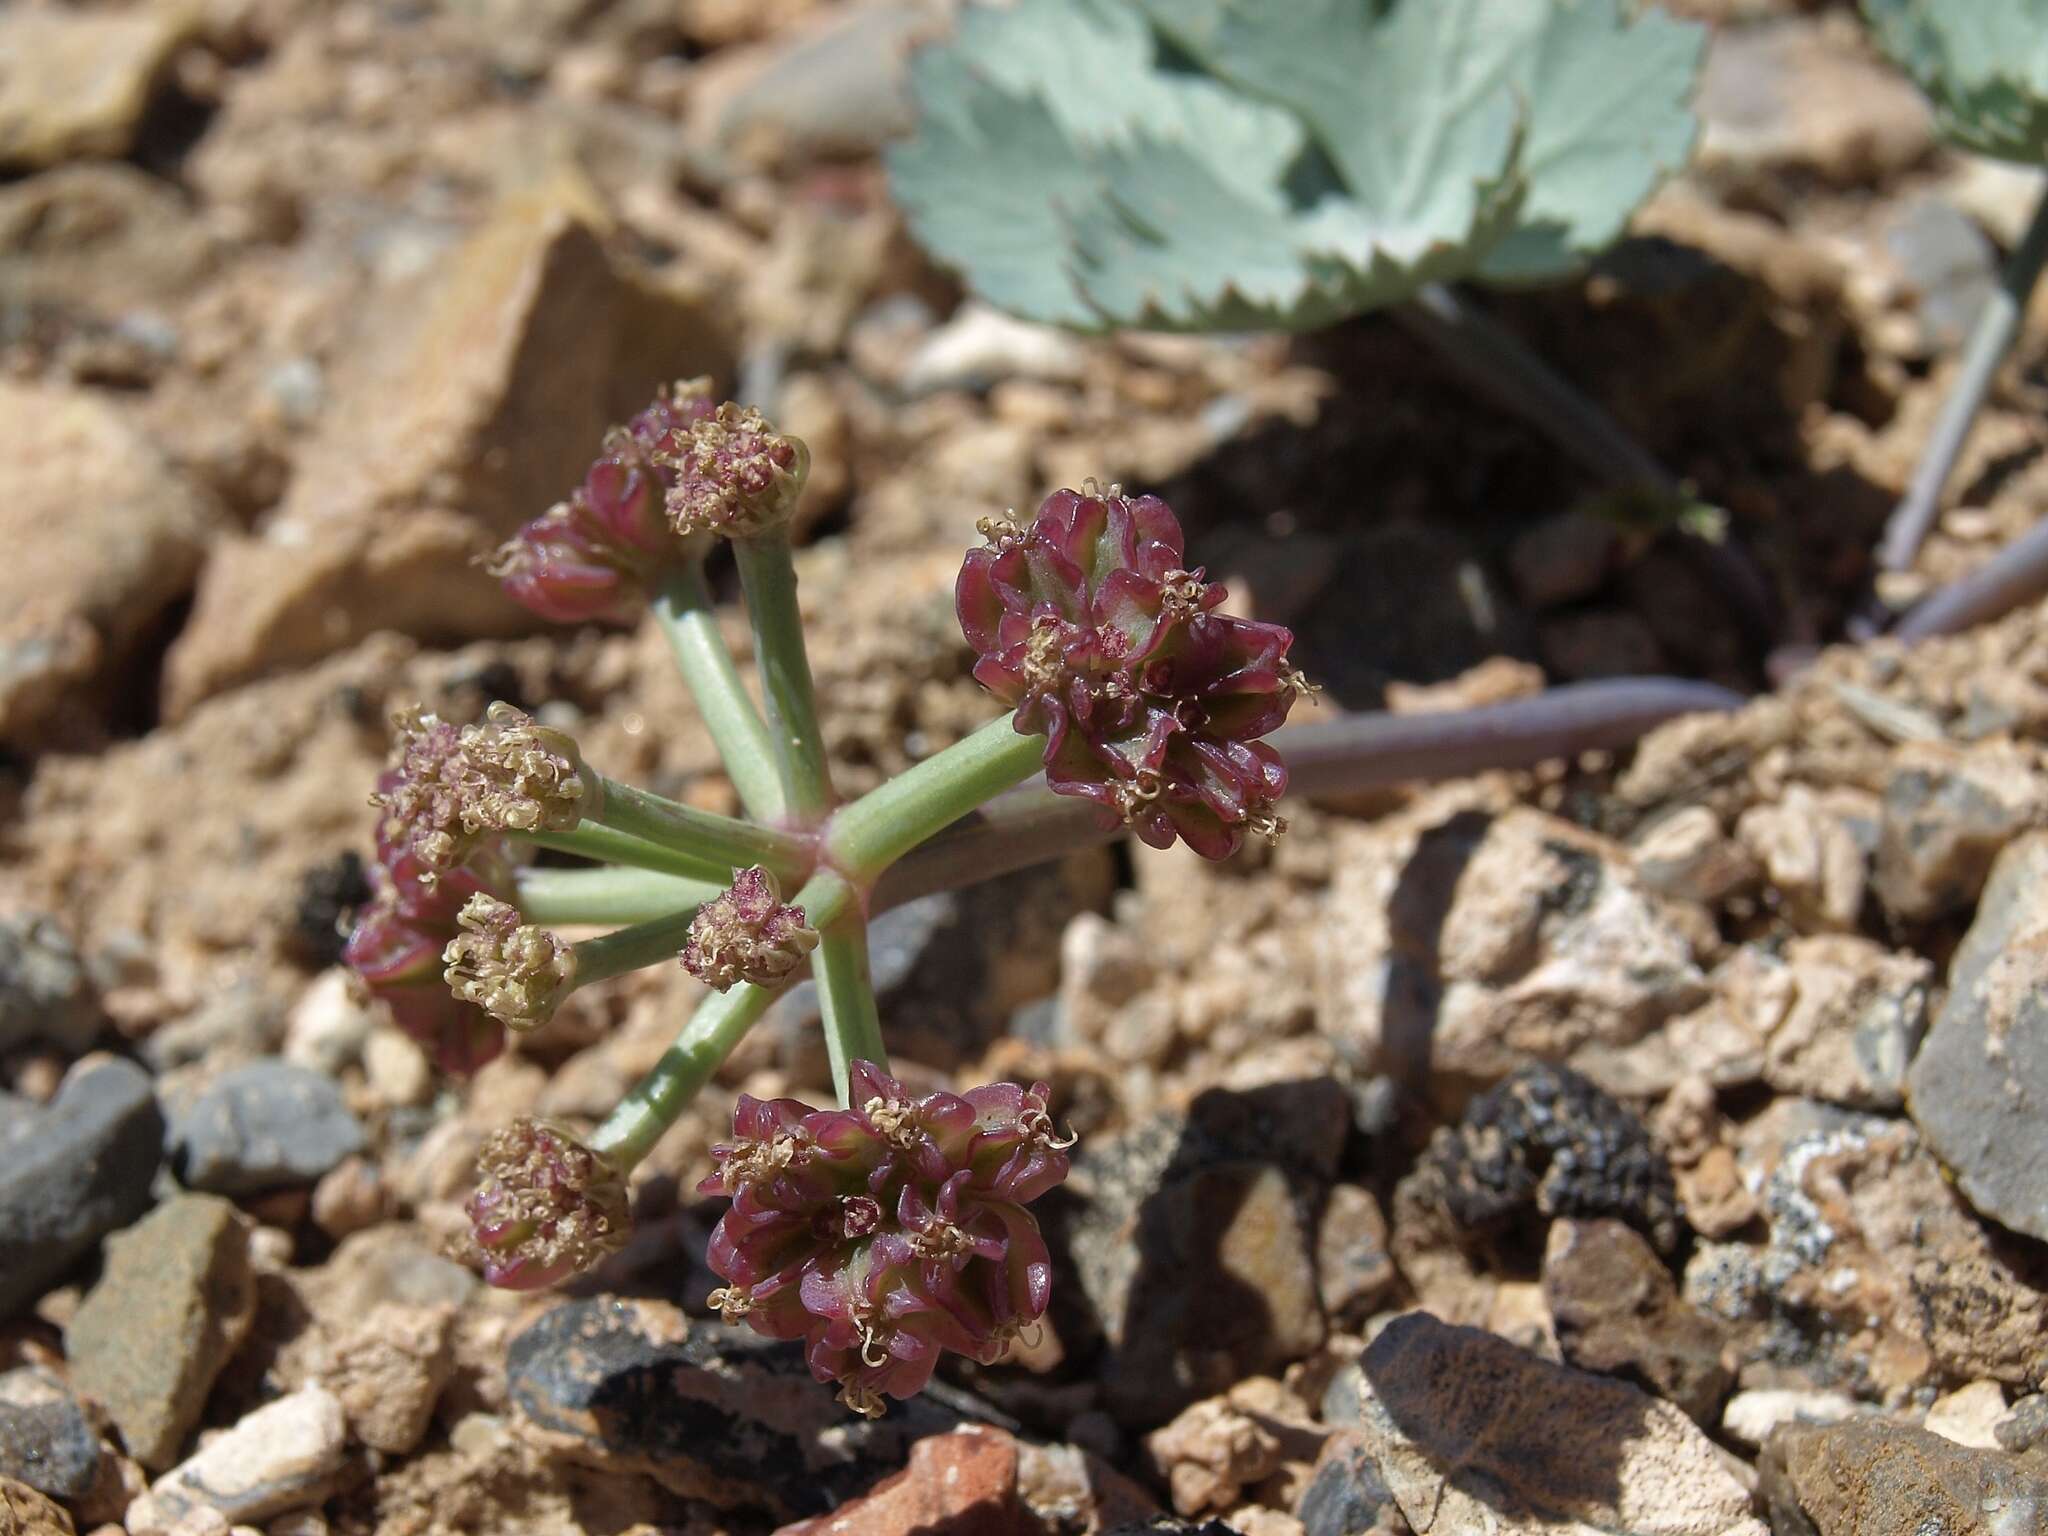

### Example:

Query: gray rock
xmin=1054 ymin=1078 xmax=1347 ymax=1426
xmin=0 ymin=1367 xmax=100 ymax=1499
xmin=0 ymin=1055 xmax=163 ymax=1318
xmin=506 ymin=1296 xmax=983 ymax=1517
xmin=686 ymin=0 xmax=949 ymax=175
xmin=167 ymin=1058 xmax=365 ymax=1194
xmin=1886 ymin=197 xmax=1998 ymax=354
xmin=1296 ymin=1429 xmax=1403 ymax=1536
xmin=65 ymin=1193 xmax=255 ymax=1471
xmin=140 ymin=981 xmax=286 ymax=1072
xmin=1696 ymin=17 xmax=1932 ymax=184
xmin=0 ymin=913 xmax=98 ymax=1055
xmin=1760 ymin=1418 xmax=2048 ymax=1536
xmin=1907 ymin=834 xmax=2048 ymax=1242
xmin=1871 ymin=742 xmax=2044 ymax=925
xmin=1997 ymin=1394 xmax=2048 ymax=1455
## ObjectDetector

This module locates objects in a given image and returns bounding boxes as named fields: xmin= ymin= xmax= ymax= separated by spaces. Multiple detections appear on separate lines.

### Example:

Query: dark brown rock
xmin=505 ymin=1296 xmax=989 ymax=1518
xmin=1055 ymin=1079 xmax=1347 ymax=1426
xmin=1543 ymin=1218 xmax=1732 ymax=1424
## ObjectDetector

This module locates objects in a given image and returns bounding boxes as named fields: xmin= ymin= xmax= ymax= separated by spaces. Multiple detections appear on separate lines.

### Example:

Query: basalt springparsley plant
xmin=345 ymin=385 xmax=1306 ymax=1414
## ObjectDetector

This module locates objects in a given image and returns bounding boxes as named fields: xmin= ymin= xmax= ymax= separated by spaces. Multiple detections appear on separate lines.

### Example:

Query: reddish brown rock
xmin=773 ymin=1426 xmax=1033 ymax=1536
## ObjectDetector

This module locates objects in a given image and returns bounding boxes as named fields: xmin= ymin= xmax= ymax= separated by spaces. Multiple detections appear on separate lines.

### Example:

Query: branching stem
xmin=587 ymin=776 xmax=812 ymax=885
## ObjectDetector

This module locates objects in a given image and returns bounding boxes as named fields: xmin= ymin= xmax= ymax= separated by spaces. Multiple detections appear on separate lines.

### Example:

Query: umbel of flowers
xmin=340 ymin=382 xmax=1302 ymax=1415
xmin=956 ymin=485 xmax=1307 ymax=859
xmin=701 ymin=1062 xmax=1071 ymax=1416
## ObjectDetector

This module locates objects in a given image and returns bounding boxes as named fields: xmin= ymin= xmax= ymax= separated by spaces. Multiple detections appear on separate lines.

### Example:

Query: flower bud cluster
xmin=680 ymin=866 xmax=819 ymax=991
xmin=490 ymin=384 xmax=811 ymax=622
xmin=464 ymin=1117 xmax=630 ymax=1289
xmin=490 ymin=380 xmax=718 ymax=624
xmin=701 ymin=1062 xmax=1071 ymax=1416
xmin=370 ymin=702 xmax=593 ymax=879
xmin=343 ymin=847 xmax=512 ymax=1075
xmin=658 ymin=402 xmax=809 ymax=539
xmin=443 ymin=894 xmax=576 ymax=1031
xmin=956 ymin=485 xmax=1305 ymax=859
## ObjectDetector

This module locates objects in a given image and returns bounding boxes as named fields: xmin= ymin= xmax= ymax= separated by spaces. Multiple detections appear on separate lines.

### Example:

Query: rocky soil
xmin=5 ymin=1 xmax=2048 ymax=1534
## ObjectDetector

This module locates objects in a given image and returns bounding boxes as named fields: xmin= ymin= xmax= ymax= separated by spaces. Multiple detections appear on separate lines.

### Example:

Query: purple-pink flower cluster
xmin=342 ymin=840 xmax=510 ymax=1076
xmin=464 ymin=1117 xmax=630 ymax=1289
xmin=700 ymin=1061 xmax=1071 ymax=1416
xmin=956 ymin=485 xmax=1304 ymax=859
xmin=489 ymin=380 xmax=717 ymax=624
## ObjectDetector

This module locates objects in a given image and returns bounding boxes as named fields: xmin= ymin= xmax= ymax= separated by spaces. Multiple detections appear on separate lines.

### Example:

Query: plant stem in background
xmin=514 ymin=865 xmax=722 ymax=927
xmin=876 ymin=678 xmax=1749 ymax=907
xmin=652 ymin=565 xmax=786 ymax=824
xmin=1395 ymin=284 xmax=1777 ymax=647
xmin=1876 ymin=181 xmax=2048 ymax=580
xmin=733 ymin=537 xmax=837 ymax=820
xmin=1398 ymin=282 xmax=1677 ymax=496
xmin=586 ymin=777 xmax=812 ymax=884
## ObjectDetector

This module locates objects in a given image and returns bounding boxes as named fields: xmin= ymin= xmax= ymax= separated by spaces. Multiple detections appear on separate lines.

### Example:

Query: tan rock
xmin=0 ymin=1475 xmax=74 ymax=1535
xmin=0 ymin=381 xmax=219 ymax=745
xmin=1760 ymin=936 xmax=1930 ymax=1110
xmin=323 ymin=1304 xmax=454 ymax=1455
xmin=162 ymin=182 xmax=730 ymax=712
xmin=0 ymin=5 xmax=200 ymax=168
xmin=1544 ymin=1218 xmax=1733 ymax=1424
xmin=130 ymin=1388 xmax=348 ymax=1532
xmin=1925 ymin=1382 xmax=2011 ymax=1452
xmin=1735 ymin=785 xmax=1871 ymax=931
xmin=1761 ymin=1418 xmax=2048 ymax=1536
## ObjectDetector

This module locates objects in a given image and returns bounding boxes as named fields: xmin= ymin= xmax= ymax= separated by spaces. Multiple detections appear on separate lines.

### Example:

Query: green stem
xmin=520 ymin=824 xmax=740 ymax=884
xmin=802 ymin=872 xmax=887 ymax=1104
xmin=823 ymin=712 xmax=1048 ymax=882
xmin=586 ymin=871 xmax=857 ymax=1170
xmin=570 ymin=907 xmax=704 ymax=990
xmin=589 ymin=776 xmax=812 ymax=884
xmin=514 ymin=865 xmax=722 ymax=927
xmin=589 ymin=981 xmax=777 ymax=1170
xmin=652 ymin=565 xmax=786 ymax=824
xmin=733 ymin=536 xmax=836 ymax=820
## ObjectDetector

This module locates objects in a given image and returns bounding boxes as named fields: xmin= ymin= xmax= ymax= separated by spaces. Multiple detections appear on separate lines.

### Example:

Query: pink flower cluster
xmin=342 ymin=840 xmax=510 ymax=1076
xmin=489 ymin=381 xmax=717 ymax=624
xmin=464 ymin=1117 xmax=630 ymax=1289
xmin=956 ymin=486 xmax=1304 ymax=858
xmin=700 ymin=1062 xmax=1071 ymax=1416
